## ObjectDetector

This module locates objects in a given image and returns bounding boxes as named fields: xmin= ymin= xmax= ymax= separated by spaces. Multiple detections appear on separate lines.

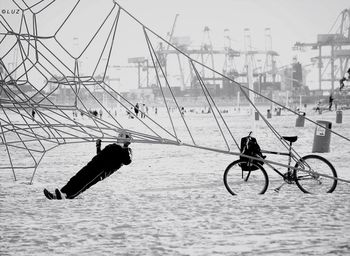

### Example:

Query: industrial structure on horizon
xmin=1 ymin=7 xmax=349 ymax=108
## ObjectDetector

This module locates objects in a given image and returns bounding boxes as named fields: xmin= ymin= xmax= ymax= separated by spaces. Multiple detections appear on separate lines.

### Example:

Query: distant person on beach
xmin=140 ymin=103 xmax=146 ymax=118
xmin=91 ymin=110 xmax=98 ymax=117
xmin=181 ymin=106 xmax=185 ymax=115
xmin=339 ymin=67 xmax=350 ymax=90
xmin=43 ymin=131 xmax=133 ymax=200
xmin=329 ymin=93 xmax=334 ymax=111
xmin=315 ymin=100 xmax=321 ymax=113
xmin=127 ymin=107 xmax=134 ymax=118
xmin=134 ymin=103 xmax=139 ymax=117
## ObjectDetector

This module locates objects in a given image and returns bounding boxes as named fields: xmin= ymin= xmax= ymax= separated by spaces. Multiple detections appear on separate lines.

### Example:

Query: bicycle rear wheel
xmin=223 ymin=159 xmax=269 ymax=196
xmin=294 ymin=154 xmax=337 ymax=194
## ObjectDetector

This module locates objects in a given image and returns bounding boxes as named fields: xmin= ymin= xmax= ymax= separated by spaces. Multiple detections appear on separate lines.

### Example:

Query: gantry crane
xmin=293 ymin=8 xmax=350 ymax=92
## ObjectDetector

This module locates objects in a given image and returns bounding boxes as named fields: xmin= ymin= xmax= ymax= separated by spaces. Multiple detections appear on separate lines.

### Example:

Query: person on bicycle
xmin=43 ymin=131 xmax=133 ymax=200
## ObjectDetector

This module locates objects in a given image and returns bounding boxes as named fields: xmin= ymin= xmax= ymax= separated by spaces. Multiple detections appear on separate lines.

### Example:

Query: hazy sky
xmin=1 ymin=0 xmax=349 ymax=90
xmin=116 ymin=0 xmax=349 ymax=63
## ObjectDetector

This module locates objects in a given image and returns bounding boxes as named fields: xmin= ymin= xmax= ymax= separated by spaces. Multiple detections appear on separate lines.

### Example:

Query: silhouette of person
xmin=43 ymin=131 xmax=133 ymax=200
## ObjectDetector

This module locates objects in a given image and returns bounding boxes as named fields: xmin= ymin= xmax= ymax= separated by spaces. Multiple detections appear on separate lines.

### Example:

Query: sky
xmin=116 ymin=0 xmax=349 ymax=68
xmin=1 ymin=0 xmax=349 ymax=90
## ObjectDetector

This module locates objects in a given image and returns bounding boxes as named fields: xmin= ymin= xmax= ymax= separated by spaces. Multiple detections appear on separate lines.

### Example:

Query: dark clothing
xmin=329 ymin=95 xmax=334 ymax=110
xmin=134 ymin=103 xmax=139 ymax=116
xmin=340 ymin=68 xmax=350 ymax=90
xmin=239 ymin=136 xmax=265 ymax=171
xmin=61 ymin=144 xmax=132 ymax=199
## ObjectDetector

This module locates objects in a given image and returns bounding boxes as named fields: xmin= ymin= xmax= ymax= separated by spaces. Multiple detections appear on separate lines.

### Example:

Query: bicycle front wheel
xmin=294 ymin=154 xmax=337 ymax=194
xmin=223 ymin=159 xmax=269 ymax=196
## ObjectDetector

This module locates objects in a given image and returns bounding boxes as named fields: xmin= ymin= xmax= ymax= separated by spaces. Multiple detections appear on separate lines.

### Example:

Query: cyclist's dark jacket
xmin=61 ymin=144 xmax=132 ymax=199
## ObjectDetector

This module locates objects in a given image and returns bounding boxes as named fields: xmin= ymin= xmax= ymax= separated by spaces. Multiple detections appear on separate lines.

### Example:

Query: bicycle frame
xmin=260 ymin=148 xmax=295 ymax=179
xmin=238 ymin=134 xmax=338 ymax=184
xmin=223 ymin=136 xmax=340 ymax=195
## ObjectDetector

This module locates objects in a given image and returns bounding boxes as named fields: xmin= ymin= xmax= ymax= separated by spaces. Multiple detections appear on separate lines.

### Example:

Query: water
xmin=1 ymin=109 xmax=350 ymax=255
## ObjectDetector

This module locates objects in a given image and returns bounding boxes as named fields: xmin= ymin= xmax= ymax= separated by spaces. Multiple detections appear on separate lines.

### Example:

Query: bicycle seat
xmin=282 ymin=136 xmax=298 ymax=143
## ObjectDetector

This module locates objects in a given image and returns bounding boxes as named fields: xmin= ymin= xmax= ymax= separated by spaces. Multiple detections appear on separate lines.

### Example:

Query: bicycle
xmin=223 ymin=134 xmax=338 ymax=195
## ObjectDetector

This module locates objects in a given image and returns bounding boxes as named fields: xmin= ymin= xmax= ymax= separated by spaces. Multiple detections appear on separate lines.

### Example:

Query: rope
xmin=1 ymin=1 xmax=350 ymax=186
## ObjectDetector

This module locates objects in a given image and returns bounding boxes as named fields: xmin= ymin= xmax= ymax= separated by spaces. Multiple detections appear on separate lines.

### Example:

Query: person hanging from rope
xmin=43 ymin=131 xmax=133 ymax=200
xmin=339 ymin=67 xmax=350 ymax=90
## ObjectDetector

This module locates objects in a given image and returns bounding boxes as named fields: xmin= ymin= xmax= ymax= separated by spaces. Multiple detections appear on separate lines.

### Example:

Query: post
xmin=336 ymin=110 xmax=343 ymax=124
xmin=137 ymin=63 xmax=141 ymax=89
xmin=312 ymin=120 xmax=332 ymax=153
xmin=276 ymin=107 xmax=281 ymax=116
xmin=295 ymin=114 xmax=305 ymax=127
xmin=146 ymin=60 xmax=149 ymax=88
xmin=331 ymin=45 xmax=334 ymax=93
xmin=318 ymin=46 xmax=322 ymax=90
xmin=247 ymin=55 xmax=256 ymax=131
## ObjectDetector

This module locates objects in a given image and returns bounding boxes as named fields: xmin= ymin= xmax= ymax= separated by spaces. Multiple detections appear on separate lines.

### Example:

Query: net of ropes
xmin=1 ymin=0 xmax=350 ymax=184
